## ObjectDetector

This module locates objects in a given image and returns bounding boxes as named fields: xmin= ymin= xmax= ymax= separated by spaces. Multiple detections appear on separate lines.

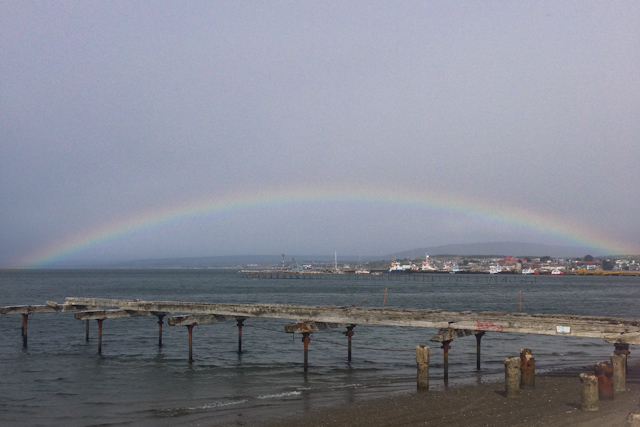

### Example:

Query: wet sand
xmin=263 ymin=359 xmax=640 ymax=427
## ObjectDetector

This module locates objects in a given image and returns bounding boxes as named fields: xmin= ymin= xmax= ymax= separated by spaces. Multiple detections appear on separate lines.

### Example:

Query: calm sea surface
xmin=0 ymin=269 xmax=638 ymax=426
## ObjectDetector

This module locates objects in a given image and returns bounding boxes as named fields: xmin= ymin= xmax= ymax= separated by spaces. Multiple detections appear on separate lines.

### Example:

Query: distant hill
xmin=83 ymin=242 xmax=606 ymax=269
xmin=391 ymin=242 xmax=602 ymax=259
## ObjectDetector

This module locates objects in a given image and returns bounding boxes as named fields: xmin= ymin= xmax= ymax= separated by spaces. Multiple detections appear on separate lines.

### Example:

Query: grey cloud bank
xmin=1 ymin=1 xmax=638 ymax=267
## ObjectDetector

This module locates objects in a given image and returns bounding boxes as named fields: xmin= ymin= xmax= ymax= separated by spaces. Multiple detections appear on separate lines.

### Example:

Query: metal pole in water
xmin=21 ymin=314 xmax=28 ymax=348
xmin=97 ymin=318 xmax=104 ymax=355
xmin=442 ymin=340 xmax=452 ymax=386
xmin=302 ymin=332 xmax=311 ymax=372
xmin=345 ymin=325 xmax=355 ymax=362
xmin=85 ymin=319 xmax=89 ymax=342
xmin=237 ymin=318 xmax=245 ymax=354
xmin=186 ymin=324 xmax=196 ymax=363
xmin=157 ymin=314 xmax=165 ymax=347
xmin=519 ymin=290 xmax=522 ymax=313
xmin=476 ymin=331 xmax=485 ymax=370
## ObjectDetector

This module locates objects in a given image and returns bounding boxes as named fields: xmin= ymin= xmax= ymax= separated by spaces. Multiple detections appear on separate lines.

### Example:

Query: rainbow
xmin=12 ymin=186 xmax=638 ymax=268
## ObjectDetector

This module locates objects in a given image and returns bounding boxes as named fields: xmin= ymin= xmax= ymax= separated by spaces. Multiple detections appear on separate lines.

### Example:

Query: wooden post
xmin=382 ymin=288 xmax=388 ymax=308
xmin=504 ymin=357 xmax=520 ymax=398
xmin=475 ymin=332 xmax=485 ymax=370
xmin=186 ymin=324 xmax=195 ymax=363
xmin=594 ymin=361 xmax=614 ymax=400
xmin=416 ymin=345 xmax=430 ymax=390
xmin=442 ymin=340 xmax=451 ymax=385
xmin=519 ymin=290 xmax=522 ymax=313
xmin=345 ymin=325 xmax=355 ymax=362
xmin=97 ymin=318 xmax=104 ymax=355
xmin=580 ymin=373 xmax=599 ymax=411
xmin=520 ymin=348 xmax=535 ymax=389
xmin=237 ymin=318 xmax=245 ymax=354
xmin=302 ymin=332 xmax=311 ymax=372
xmin=157 ymin=315 xmax=165 ymax=347
xmin=21 ymin=313 xmax=28 ymax=348
xmin=611 ymin=353 xmax=626 ymax=393
xmin=85 ymin=319 xmax=90 ymax=342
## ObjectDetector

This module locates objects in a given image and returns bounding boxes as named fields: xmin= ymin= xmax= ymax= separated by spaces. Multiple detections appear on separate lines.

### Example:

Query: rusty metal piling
xmin=594 ymin=361 xmax=614 ymax=400
xmin=520 ymin=348 xmax=535 ymax=389
xmin=442 ymin=340 xmax=451 ymax=385
xmin=237 ymin=318 xmax=245 ymax=354
xmin=302 ymin=332 xmax=311 ymax=372
xmin=157 ymin=315 xmax=165 ymax=347
xmin=97 ymin=319 xmax=104 ymax=355
xmin=85 ymin=319 xmax=89 ymax=342
xmin=475 ymin=331 xmax=485 ymax=370
xmin=345 ymin=325 xmax=355 ymax=362
xmin=21 ymin=313 xmax=28 ymax=348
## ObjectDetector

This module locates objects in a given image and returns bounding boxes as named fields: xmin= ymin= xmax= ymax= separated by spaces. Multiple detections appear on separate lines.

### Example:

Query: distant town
xmin=243 ymin=254 xmax=640 ymax=276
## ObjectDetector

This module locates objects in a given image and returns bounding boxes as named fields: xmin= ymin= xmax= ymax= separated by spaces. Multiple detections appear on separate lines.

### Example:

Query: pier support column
xmin=186 ymin=324 xmax=196 ymax=363
xmin=520 ymin=348 xmax=535 ymax=389
xmin=614 ymin=343 xmax=630 ymax=373
xmin=441 ymin=340 xmax=452 ymax=385
xmin=416 ymin=345 xmax=430 ymax=390
xmin=97 ymin=318 xmax=104 ymax=355
xmin=611 ymin=353 xmax=627 ymax=393
xmin=475 ymin=332 xmax=485 ymax=370
xmin=302 ymin=332 xmax=311 ymax=372
xmin=157 ymin=315 xmax=165 ymax=347
xmin=85 ymin=319 xmax=90 ymax=342
xmin=237 ymin=318 xmax=245 ymax=355
xmin=504 ymin=357 xmax=520 ymax=398
xmin=594 ymin=361 xmax=614 ymax=400
xmin=580 ymin=373 xmax=599 ymax=411
xmin=21 ymin=313 xmax=28 ymax=348
xmin=344 ymin=325 xmax=355 ymax=362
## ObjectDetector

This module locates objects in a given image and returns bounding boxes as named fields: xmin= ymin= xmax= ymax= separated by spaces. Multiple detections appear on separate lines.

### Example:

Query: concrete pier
xmin=416 ymin=345 xmax=430 ymax=390
xmin=580 ymin=373 xmax=599 ymax=411
xmin=505 ymin=357 xmax=520 ymax=398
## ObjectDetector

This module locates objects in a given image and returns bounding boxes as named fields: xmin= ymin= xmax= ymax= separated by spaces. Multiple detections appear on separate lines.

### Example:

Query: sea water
xmin=0 ymin=269 xmax=638 ymax=426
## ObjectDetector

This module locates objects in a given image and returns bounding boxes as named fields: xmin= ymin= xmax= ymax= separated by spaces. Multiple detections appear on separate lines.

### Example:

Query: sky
xmin=1 ymin=1 xmax=639 ymax=267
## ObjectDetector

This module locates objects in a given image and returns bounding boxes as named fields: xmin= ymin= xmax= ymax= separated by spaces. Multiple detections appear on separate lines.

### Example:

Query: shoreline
xmin=259 ymin=359 xmax=640 ymax=427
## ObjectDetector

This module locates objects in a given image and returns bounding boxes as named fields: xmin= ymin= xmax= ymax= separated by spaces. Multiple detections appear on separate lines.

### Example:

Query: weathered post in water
xmin=504 ymin=357 xmax=520 ymax=398
xmin=475 ymin=331 xmax=485 ymax=370
xmin=520 ymin=348 xmax=535 ymax=389
xmin=157 ymin=314 xmax=165 ymax=347
xmin=442 ymin=340 xmax=452 ymax=386
xmin=580 ymin=373 xmax=599 ymax=411
xmin=237 ymin=318 xmax=245 ymax=355
xmin=85 ymin=319 xmax=90 ymax=342
xmin=186 ymin=324 xmax=195 ymax=363
xmin=345 ymin=325 xmax=355 ymax=362
xmin=21 ymin=313 xmax=28 ymax=348
xmin=97 ymin=318 xmax=104 ymax=355
xmin=416 ymin=345 xmax=430 ymax=390
xmin=611 ymin=353 xmax=626 ymax=393
xmin=594 ymin=361 xmax=614 ymax=400
xmin=302 ymin=332 xmax=311 ymax=372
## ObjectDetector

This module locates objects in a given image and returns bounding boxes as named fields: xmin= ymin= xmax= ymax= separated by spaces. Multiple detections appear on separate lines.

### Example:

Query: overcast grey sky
xmin=1 ymin=1 xmax=639 ymax=267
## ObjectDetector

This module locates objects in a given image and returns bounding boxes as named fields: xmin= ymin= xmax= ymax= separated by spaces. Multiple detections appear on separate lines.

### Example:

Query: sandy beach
xmin=263 ymin=358 xmax=640 ymax=427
